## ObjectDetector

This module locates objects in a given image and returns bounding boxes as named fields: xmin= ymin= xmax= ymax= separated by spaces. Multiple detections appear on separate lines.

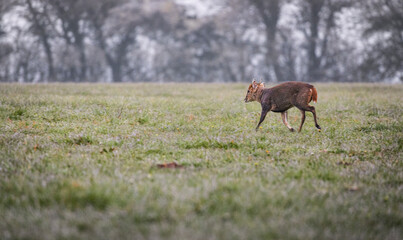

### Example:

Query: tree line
xmin=0 ymin=0 xmax=402 ymax=83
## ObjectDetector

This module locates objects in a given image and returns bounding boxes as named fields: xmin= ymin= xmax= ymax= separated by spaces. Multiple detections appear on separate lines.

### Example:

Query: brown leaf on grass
xmin=346 ymin=185 xmax=359 ymax=192
xmin=100 ymin=147 xmax=116 ymax=154
xmin=187 ymin=114 xmax=195 ymax=122
xmin=337 ymin=161 xmax=352 ymax=166
xmin=156 ymin=162 xmax=184 ymax=169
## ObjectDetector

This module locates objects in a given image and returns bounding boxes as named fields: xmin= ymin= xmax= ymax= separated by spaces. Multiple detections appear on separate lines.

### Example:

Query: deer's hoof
xmin=289 ymin=128 xmax=295 ymax=132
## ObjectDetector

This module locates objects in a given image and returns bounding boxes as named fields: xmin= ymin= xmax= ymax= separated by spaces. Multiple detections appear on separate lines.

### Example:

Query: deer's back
xmin=262 ymin=82 xmax=314 ymax=112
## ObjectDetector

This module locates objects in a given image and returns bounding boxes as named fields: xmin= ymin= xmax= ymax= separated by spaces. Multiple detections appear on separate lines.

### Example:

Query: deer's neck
xmin=256 ymin=87 xmax=264 ymax=103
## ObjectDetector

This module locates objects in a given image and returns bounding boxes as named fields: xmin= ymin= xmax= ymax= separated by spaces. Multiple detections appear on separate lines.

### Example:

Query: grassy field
xmin=0 ymin=83 xmax=402 ymax=240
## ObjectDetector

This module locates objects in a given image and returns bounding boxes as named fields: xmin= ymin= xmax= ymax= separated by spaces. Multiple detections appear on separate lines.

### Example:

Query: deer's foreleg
xmin=256 ymin=107 xmax=269 ymax=131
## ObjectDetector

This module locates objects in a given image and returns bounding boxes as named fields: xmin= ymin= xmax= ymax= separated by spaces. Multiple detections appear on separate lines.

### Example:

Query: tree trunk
xmin=26 ymin=0 xmax=55 ymax=81
xmin=78 ymin=43 xmax=87 ymax=81
xmin=306 ymin=0 xmax=324 ymax=81
xmin=111 ymin=65 xmax=122 ymax=83
xmin=251 ymin=0 xmax=284 ymax=82
xmin=72 ymin=25 xmax=87 ymax=82
xmin=265 ymin=27 xmax=284 ymax=82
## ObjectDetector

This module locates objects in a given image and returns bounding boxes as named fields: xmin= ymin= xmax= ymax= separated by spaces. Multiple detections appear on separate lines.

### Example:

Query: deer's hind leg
xmin=309 ymin=105 xmax=321 ymax=130
xmin=295 ymin=105 xmax=321 ymax=131
xmin=294 ymin=90 xmax=321 ymax=131
xmin=281 ymin=111 xmax=294 ymax=132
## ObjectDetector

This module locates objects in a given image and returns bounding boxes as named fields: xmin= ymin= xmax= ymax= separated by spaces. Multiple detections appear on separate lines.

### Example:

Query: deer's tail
xmin=310 ymin=87 xmax=318 ymax=103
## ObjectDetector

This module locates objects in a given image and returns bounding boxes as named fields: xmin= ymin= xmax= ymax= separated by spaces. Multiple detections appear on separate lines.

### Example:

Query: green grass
xmin=0 ymin=83 xmax=402 ymax=240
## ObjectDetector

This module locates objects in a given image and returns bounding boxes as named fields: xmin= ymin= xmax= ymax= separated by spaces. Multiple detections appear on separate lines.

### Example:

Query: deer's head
xmin=244 ymin=80 xmax=264 ymax=102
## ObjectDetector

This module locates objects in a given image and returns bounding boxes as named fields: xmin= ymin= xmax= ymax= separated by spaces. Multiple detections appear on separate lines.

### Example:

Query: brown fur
xmin=311 ymin=87 xmax=318 ymax=103
xmin=244 ymin=81 xmax=321 ymax=132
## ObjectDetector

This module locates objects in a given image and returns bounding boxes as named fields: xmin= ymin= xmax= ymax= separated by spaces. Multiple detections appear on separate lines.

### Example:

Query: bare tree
xmin=249 ymin=0 xmax=284 ymax=82
xmin=360 ymin=0 xmax=403 ymax=81
xmin=48 ymin=0 xmax=90 ymax=81
xmin=0 ymin=0 xmax=14 ymax=38
xmin=25 ymin=0 xmax=55 ymax=81
xmin=0 ymin=0 xmax=15 ymax=81
xmin=296 ymin=0 xmax=352 ymax=82
xmin=87 ymin=0 xmax=138 ymax=82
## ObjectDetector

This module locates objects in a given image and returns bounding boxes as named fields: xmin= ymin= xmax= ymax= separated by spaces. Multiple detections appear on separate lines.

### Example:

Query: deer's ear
xmin=260 ymin=82 xmax=265 ymax=87
xmin=252 ymin=80 xmax=259 ymax=89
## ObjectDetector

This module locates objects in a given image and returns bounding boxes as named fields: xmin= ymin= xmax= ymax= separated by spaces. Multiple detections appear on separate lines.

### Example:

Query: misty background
xmin=0 ymin=0 xmax=402 ymax=83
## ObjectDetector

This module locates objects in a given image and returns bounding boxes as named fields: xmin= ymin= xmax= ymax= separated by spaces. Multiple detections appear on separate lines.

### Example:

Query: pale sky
xmin=174 ymin=0 xmax=224 ymax=17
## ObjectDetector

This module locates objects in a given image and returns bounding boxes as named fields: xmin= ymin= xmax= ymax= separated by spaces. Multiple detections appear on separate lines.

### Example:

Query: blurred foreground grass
xmin=0 ymin=83 xmax=402 ymax=240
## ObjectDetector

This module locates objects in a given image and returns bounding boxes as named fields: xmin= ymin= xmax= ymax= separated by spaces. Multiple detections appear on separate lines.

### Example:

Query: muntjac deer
xmin=244 ymin=80 xmax=321 ymax=132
